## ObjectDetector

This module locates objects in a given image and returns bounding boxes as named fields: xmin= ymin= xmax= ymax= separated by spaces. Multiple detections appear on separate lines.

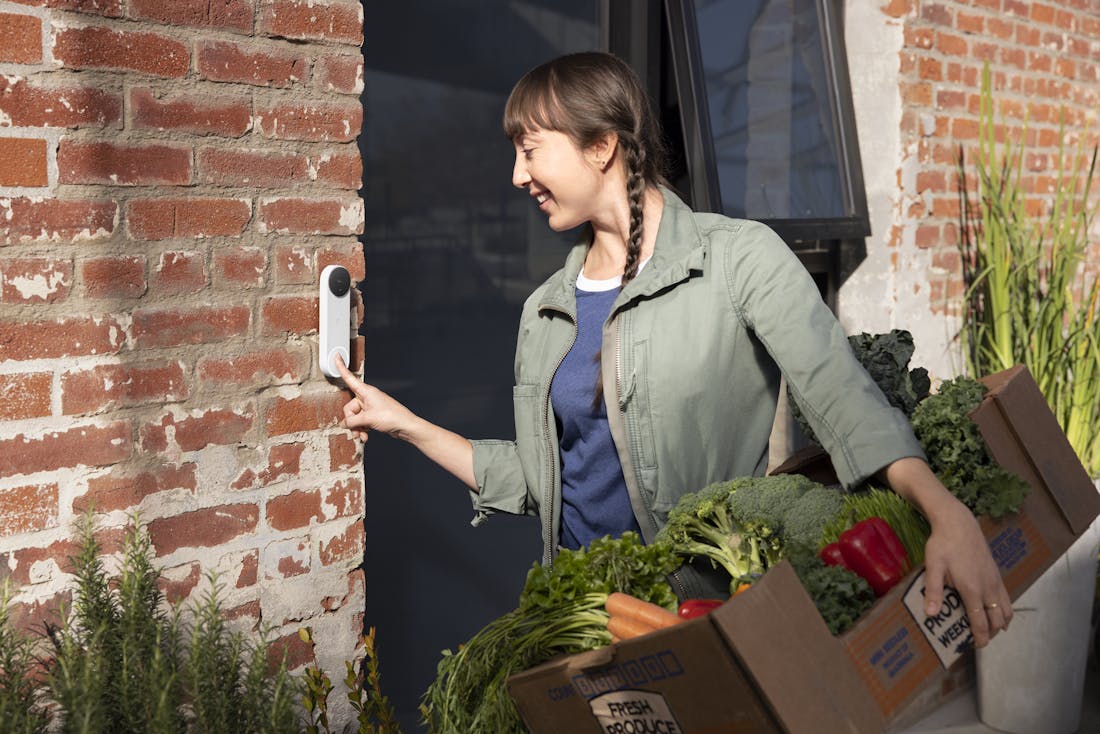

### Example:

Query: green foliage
xmin=421 ymin=533 xmax=679 ymax=734
xmin=0 ymin=582 xmax=50 ymax=734
xmin=790 ymin=329 xmax=931 ymax=445
xmin=787 ymin=551 xmax=876 ymax=635
xmin=2 ymin=512 xmax=302 ymax=734
xmin=821 ymin=487 xmax=931 ymax=567
xmin=957 ymin=62 xmax=1100 ymax=477
xmin=910 ymin=377 xmax=1030 ymax=518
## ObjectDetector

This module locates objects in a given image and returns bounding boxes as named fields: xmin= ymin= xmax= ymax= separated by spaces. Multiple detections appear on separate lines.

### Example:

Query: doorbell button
xmin=319 ymin=264 xmax=351 ymax=379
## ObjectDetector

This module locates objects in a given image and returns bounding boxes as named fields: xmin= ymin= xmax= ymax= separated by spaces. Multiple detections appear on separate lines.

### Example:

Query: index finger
xmin=334 ymin=353 xmax=367 ymax=393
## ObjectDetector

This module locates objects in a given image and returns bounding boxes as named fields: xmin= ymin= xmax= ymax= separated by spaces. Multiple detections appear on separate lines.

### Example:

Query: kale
xmin=787 ymin=550 xmax=876 ymax=635
xmin=910 ymin=377 xmax=1029 ymax=518
xmin=790 ymin=329 xmax=931 ymax=445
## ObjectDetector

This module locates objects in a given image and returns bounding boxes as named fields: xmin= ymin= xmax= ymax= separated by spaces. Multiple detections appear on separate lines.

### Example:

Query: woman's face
xmin=512 ymin=127 xmax=602 ymax=232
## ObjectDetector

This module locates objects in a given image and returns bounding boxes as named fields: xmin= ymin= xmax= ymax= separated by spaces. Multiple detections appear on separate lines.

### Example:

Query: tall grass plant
xmin=956 ymin=64 xmax=1100 ymax=477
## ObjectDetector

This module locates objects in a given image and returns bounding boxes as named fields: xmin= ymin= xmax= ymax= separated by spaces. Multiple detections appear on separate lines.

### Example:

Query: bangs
xmin=503 ymin=66 xmax=566 ymax=141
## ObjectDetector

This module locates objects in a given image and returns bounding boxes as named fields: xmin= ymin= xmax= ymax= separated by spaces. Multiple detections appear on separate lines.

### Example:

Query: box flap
xmin=977 ymin=365 xmax=1100 ymax=535
xmin=711 ymin=561 xmax=886 ymax=734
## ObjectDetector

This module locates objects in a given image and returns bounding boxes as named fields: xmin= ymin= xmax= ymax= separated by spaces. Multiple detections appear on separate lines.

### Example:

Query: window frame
xmin=661 ymin=0 xmax=871 ymax=242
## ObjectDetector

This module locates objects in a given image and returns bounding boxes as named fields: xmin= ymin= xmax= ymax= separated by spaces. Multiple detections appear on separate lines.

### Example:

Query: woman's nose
xmin=512 ymin=154 xmax=530 ymax=189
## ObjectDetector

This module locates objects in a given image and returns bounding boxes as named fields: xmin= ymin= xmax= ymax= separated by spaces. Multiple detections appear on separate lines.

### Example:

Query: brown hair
xmin=504 ymin=52 xmax=667 ymax=286
xmin=505 ymin=52 xmax=667 ymax=410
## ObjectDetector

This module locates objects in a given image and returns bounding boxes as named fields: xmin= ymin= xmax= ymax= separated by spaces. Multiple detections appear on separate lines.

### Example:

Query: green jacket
xmin=469 ymin=187 xmax=923 ymax=591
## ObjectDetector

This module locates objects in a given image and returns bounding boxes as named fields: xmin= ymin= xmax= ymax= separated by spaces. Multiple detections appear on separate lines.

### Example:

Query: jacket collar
xmin=538 ymin=186 xmax=707 ymax=315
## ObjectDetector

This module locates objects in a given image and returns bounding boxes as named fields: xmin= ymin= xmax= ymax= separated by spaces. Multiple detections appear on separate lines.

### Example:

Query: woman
xmin=336 ymin=52 xmax=1011 ymax=646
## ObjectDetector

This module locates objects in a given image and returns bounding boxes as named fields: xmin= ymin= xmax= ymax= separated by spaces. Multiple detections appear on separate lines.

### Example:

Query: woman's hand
xmin=333 ymin=356 xmax=477 ymax=489
xmin=883 ymin=457 xmax=1012 ymax=648
xmin=334 ymin=355 xmax=419 ymax=442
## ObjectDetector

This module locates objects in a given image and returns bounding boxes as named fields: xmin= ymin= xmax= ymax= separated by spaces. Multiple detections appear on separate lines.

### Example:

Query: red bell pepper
xmin=819 ymin=541 xmax=849 ymax=569
xmin=677 ymin=598 xmax=724 ymax=620
xmin=836 ymin=517 xmax=910 ymax=597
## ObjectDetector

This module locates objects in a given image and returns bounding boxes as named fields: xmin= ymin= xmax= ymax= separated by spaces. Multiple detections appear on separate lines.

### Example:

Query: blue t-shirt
xmin=550 ymin=271 xmax=643 ymax=550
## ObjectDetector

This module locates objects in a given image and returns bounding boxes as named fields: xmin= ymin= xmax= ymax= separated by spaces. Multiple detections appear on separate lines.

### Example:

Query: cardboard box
xmin=508 ymin=366 xmax=1100 ymax=733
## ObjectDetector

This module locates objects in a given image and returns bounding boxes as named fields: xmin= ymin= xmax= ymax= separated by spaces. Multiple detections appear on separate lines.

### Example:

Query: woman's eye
xmin=522 ymin=148 xmax=534 ymax=159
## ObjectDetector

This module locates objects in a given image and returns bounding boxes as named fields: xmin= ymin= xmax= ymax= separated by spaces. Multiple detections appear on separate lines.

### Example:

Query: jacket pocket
xmin=512 ymin=383 xmax=542 ymax=491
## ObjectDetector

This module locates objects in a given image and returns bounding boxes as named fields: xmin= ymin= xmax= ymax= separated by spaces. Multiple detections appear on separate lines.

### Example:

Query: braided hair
xmin=504 ymin=52 xmax=668 ymax=408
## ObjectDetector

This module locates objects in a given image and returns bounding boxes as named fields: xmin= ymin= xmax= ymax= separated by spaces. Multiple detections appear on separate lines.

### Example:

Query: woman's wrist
xmin=881 ymin=456 xmax=969 ymax=524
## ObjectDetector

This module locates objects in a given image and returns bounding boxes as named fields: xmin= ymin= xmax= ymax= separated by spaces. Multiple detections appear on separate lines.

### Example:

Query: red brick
xmin=62 ymin=361 xmax=187 ymax=415
xmin=315 ymin=54 xmax=362 ymax=94
xmin=0 ymin=257 xmax=73 ymax=303
xmin=8 ymin=0 xmax=120 ymax=16
xmin=213 ymin=247 xmax=267 ymax=288
xmin=141 ymin=405 xmax=254 ymax=452
xmin=936 ymin=89 xmax=966 ymax=110
xmin=266 ymin=489 xmax=322 ymax=530
xmin=0 ymin=138 xmax=48 ymax=187
xmin=1 ymin=421 xmax=131 ymax=478
xmin=1015 ymin=23 xmax=1040 ymax=46
xmin=158 ymin=561 xmax=201 ymax=603
xmin=152 ymin=251 xmax=206 ymax=294
xmin=952 ymin=118 xmax=980 ymax=139
xmin=900 ymin=82 xmax=932 ymax=107
xmin=316 ymin=245 xmax=364 ymax=282
xmin=198 ymin=147 xmax=308 ymax=187
xmin=0 ymin=77 xmax=122 ymax=129
xmin=955 ymin=11 xmax=983 ymax=33
xmin=1055 ymin=58 xmax=1076 ymax=78
xmin=81 ymin=255 xmax=146 ymax=299
xmin=5 ymin=590 xmax=72 ymax=635
xmin=904 ymin=27 xmax=933 ymax=50
xmin=0 ymin=373 xmax=51 ymax=421
xmin=128 ymin=197 xmax=250 ymax=240
xmin=130 ymin=88 xmax=252 ymax=137
xmin=0 ymin=484 xmax=58 ymax=537
xmin=237 ymin=549 xmax=258 ymax=587
xmin=0 ymin=316 xmax=123 ymax=361
xmin=267 ymin=629 xmax=314 ymax=671
xmin=934 ymin=31 xmax=968 ymax=57
xmin=324 ymin=477 xmax=361 ymax=519
xmin=264 ymin=389 xmax=347 ymax=436
xmin=313 ymin=150 xmax=361 ymax=189
xmin=149 ymin=503 xmax=258 ymax=556
xmin=880 ymin=0 xmax=912 ymax=17
xmin=261 ymin=295 xmax=316 ymax=336
xmin=0 ymin=13 xmax=43 ymax=63
xmin=196 ymin=39 xmax=308 ymax=87
xmin=319 ymin=521 xmax=362 ymax=566
xmin=129 ymin=0 xmax=253 ymax=31
xmin=258 ymin=0 xmax=361 ymax=44
xmin=1001 ymin=47 xmax=1026 ymax=70
xmin=58 ymin=140 xmax=191 ymax=186
xmin=7 ymin=528 xmax=124 ymax=586
xmin=920 ymin=3 xmax=951 ymax=24
xmin=1031 ymin=1 xmax=1056 ymax=23
xmin=261 ymin=442 xmax=304 ymax=484
xmin=918 ymin=57 xmax=942 ymax=82
xmin=255 ymin=100 xmax=362 ymax=142
xmin=132 ymin=305 xmax=249 ymax=348
xmin=198 ymin=347 xmax=307 ymax=387
xmin=276 ymin=547 xmax=309 ymax=577
xmin=1029 ymin=51 xmax=1053 ymax=73
xmin=275 ymin=245 xmax=312 ymax=284
xmin=75 ymin=462 xmax=197 ymax=513
xmin=0 ymin=198 xmax=117 ymax=245
xmin=258 ymin=197 xmax=363 ymax=235
xmin=932 ymin=249 xmax=962 ymax=272
xmin=53 ymin=26 xmax=189 ymax=77
xmin=915 ymin=225 xmax=940 ymax=249
xmin=328 ymin=434 xmax=358 ymax=470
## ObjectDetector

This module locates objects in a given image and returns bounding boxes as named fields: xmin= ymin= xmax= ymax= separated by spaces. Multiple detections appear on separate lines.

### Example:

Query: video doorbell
xmin=319 ymin=264 xmax=351 ymax=378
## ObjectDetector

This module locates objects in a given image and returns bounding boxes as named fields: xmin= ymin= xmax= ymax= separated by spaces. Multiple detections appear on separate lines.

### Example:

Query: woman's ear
xmin=587 ymin=132 xmax=619 ymax=170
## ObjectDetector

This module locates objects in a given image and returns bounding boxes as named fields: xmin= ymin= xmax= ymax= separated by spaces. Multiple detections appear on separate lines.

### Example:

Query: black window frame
xmin=608 ymin=0 xmax=871 ymax=244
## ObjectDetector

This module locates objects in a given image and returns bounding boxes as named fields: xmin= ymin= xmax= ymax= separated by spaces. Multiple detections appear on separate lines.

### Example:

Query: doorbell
xmin=319 ymin=264 xmax=351 ymax=378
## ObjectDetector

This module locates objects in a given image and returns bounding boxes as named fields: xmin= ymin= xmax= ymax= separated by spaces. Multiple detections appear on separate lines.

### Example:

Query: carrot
xmin=734 ymin=582 xmax=752 ymax=596
xmin=605 ymin=592 xmax=682 ymax=630
xmin=607 ymin=614 xmax=656 ymax=641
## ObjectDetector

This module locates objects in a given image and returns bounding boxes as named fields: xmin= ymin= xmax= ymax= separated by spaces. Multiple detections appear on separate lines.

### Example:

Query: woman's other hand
xmin=884 ymin=457 xmax=1012 ymax=648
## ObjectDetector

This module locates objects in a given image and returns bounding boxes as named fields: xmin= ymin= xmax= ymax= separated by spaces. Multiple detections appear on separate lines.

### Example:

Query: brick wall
xmin=844 ymin=0 xmax=1100 ymax=377
xmin=896 ymin=0 xmax=1100 ymax=311
xmin=0 ymin=0 xmax=366 ymax=706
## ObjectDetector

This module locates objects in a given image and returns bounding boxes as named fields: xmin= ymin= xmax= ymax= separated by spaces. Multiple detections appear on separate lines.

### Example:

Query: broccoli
xmin=655 ymin=481 xmax=761 ymax=587
xmin=657 ymin=474 xmax=847 ymax=594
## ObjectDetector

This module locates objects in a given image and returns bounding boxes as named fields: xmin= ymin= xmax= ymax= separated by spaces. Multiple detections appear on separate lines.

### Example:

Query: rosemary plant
xmin=0 ymin=582 xmax=51 ymax=734
xmin=956 ymin=63 xmax=1100 ymax=477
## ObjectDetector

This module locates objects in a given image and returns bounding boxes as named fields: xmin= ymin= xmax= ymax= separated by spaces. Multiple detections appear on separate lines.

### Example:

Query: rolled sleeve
xmin=468 ymin=439 xmax=531 ymax=526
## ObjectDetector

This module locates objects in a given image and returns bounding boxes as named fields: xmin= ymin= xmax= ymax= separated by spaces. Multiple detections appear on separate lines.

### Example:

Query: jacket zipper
xmin=541 ymin=308 xmax=576 ymax=568
xmin=614 ymin=311 xmax=689 ymax=601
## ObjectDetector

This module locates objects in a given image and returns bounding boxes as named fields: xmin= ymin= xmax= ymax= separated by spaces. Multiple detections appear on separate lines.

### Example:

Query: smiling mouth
xmin=534 ymin=192 xmax=550 ymax=205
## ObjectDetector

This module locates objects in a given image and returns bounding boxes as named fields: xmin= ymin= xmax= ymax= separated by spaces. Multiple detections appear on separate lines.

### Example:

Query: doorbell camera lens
xmin=327 ymin=267 xmax=350 ymax=297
